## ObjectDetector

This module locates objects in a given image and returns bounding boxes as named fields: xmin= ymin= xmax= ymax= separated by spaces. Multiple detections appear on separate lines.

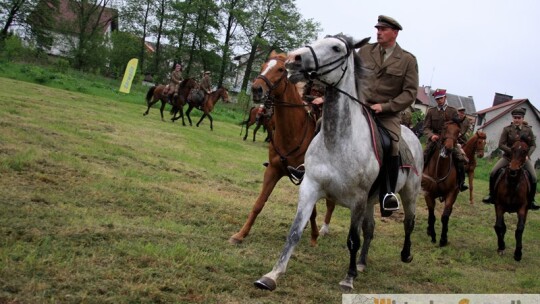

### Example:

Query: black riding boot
xmin=457 ymin=160 xmax=468 ymax=192
xmin=529 ymin=182 xmax=539 ymax=210
xmin=380 ymin=156 xmax=400 ymax=217
xmin=482 ymin=174 xmax=496 ymax=204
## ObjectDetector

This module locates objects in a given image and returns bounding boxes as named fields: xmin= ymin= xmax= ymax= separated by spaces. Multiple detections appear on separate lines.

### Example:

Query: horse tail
xmin=146 ymin=86 xmax=156 ymax=102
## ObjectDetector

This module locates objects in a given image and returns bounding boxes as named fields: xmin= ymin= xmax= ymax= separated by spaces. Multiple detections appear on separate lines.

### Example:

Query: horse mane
xmin=179 ymin=78 xmax=197 ymax=88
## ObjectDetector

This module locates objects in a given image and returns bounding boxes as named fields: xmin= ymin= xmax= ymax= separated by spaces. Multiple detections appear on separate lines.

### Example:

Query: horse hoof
xmin=439 ymin=240 xmax=448 ymax=247
xmin=356 ymin=263 xmax=366 ymax=272
xmin=497 ymin=249 xmax=505 ymax=256
xmin=254 ymin=276 xmax=276 ymax=291
xmin=339 ymin=279 xmax=354 ymax=291
xmin=514 ymin=254 xmax=522 ymax=262
xmin=319 ymin=224 xmax=329 ymax=236
xmin=228 ymin=236 xmax=243 ymax=245
xmin=401 ymin=255 xmax=413 ymax=263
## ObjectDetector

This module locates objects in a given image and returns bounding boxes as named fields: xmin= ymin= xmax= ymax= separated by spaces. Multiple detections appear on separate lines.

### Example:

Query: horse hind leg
xmin=319 ymin=199 xmax=336 ymax=236
xmin=426 ymin=197 xmax=437 ymax=243
xmin=308 ymin=205 xmax=319 ymax=247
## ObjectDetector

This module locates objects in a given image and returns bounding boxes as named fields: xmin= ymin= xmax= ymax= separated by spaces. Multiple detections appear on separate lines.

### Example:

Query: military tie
xmin=380 ymin=49 xmax=386 ymax=63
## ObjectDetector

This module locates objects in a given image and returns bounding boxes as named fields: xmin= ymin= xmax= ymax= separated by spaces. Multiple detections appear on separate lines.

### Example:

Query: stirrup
xmin=382 ymin=193 xmax=400 ymax=211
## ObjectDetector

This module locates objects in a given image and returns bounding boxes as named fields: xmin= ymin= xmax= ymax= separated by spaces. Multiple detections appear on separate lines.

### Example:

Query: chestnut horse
xmin=461 ymin=130 xmax=487 ymax=204
xmin=493 ymin=140 xmax=531 ymax=261
xmin=422 ymin=121 xmax=461 ymax=247
xmin=241 ymin=106 xmax=274 ymax=142
xmin=229 ymin=51 xmax=330 ymax=247
xmin=184 ymin=87 xmax=230 ymax=130
xmin=143 ymin=84 xmax=172 ymax=121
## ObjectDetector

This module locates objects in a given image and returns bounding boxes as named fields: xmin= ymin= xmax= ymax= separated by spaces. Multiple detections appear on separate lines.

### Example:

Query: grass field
xmin=1 ymin=70 xmax=539 ymax=303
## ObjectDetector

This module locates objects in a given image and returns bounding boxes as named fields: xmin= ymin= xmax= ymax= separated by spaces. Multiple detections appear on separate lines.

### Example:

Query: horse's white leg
xmin=254 ymin=183 xmax=320 ymax=291
xmin=319 ymin=199 xmax=336 ymax=236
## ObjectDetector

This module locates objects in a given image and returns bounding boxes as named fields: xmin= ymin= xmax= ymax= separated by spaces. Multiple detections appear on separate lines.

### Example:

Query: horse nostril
xmin=294 ymin=54 xmax=302 ymax=63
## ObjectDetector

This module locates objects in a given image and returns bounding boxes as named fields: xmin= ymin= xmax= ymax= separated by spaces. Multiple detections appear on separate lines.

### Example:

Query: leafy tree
xmin=107 ymin=31 xmax=140 ymax=78
xmin=236 ymin=0 xmax=320 ymax=93
xmin=120 ymin=0 xmax=153 ymax=75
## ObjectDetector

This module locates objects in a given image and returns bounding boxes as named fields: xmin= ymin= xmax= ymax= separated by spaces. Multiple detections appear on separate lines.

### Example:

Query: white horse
xmin=254 ymin=34 xmax=423 ymax=291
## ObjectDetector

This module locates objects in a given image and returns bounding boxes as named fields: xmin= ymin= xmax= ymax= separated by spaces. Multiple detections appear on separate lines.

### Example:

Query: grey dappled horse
xmin=254 ymin=35 xmax=423 ymax=291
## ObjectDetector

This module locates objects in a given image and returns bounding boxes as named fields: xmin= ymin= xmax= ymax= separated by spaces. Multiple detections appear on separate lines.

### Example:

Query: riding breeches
xmin=490 ymin=158 xmax=537 ymax=183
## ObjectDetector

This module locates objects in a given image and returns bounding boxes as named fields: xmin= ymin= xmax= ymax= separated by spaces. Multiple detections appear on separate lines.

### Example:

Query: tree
xmin=236 ymin=0 xmax=319 ymax=93
xmin=120 ymin=0 xmax=153 ymax=75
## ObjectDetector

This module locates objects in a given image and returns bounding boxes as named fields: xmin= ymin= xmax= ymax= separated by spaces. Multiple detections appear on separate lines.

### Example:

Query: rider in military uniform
xmin=423 ymin=88 xmax=468 ymax=192
xmin=357 ymin=15 xmax=419 ymax=216
xmin=482 ymin=107 xmax=538 ymax=210
xmin=457 ymin=107 xmax=470 ymax=145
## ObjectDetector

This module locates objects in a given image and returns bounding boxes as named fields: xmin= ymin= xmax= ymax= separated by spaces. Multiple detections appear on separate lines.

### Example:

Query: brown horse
xmin=422 ymin=121 xmax=461 ymax=247
xmin=184 ymin=87 xmax=230 ymax=131
xmin=229 ymin=51 xmax=329 ymax=246
xmin=241 ymin=106 xmax=274 ymax=142
xmin=170 ymin=78 xmax=199 ymax=126
xmin=143 ymin=84 xmax=173 ymax=121
xmin=462 ymin=130 xmax=487 ymax=204
xmin=493 ymin=140 xmax=531 ymax=261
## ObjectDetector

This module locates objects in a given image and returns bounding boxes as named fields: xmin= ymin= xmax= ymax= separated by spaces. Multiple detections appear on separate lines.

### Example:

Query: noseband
xmin=304 ymin=36 xmax=350 ymax=86
xmin=255 ymin=58 xmax=289 ymax=108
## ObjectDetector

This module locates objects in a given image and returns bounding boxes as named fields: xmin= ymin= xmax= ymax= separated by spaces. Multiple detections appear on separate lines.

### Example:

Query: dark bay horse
xmin=185 ymin=87 xmax=230 ymax=131
xmin=255 ymin=35 xmax=422 ymax=291
xmin=143 ymin=84 xmax=171 ymax=121
xmin=241 ymin=106 xmax=274 ymax=142
xmin=462 ymin=130 xmax=487 ymax=204
xmin=422 ymin=121 xmax=461 ymax=247
xmin=170 ymin=78 xmax=198 ymax=126
xmin=493 ymin=140 xmax=531 ymax=261
xmin=229 ymin=51 xmax=329 ymax=247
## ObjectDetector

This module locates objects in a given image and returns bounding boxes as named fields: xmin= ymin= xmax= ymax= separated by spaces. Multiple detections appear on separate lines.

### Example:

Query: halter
xmin=304 ymin=36 xmax=351 ymax=86
xmin=253 ymin=57 xmax=317 ymax=185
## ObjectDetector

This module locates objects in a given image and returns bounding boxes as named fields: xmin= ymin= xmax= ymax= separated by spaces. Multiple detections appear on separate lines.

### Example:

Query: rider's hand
xmin=370 ymin=104 xmax=382 ymax=113
xmin=431 ymin=135 xmax=439 ymax=142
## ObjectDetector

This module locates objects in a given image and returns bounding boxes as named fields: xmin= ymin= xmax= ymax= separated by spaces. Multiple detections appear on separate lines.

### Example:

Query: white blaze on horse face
xmin=261 ymin=59 xmax=277 ymax=77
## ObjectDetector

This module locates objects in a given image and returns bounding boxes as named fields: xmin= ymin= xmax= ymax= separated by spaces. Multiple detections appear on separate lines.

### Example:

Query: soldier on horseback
xmin=423 ymin=89 xmax=469 ymax=192
xmin=482 ymin=107 xmax=538 ymax=210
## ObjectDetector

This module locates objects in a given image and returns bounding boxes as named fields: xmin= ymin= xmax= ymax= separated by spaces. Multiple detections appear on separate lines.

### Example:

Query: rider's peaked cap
xmin=511 ymin=107 xmax=526 ymax=116
xmin=375 ymin=15 xmax=403 ymax=31
xmin=432 ymin=88 xmax=446 ymax=99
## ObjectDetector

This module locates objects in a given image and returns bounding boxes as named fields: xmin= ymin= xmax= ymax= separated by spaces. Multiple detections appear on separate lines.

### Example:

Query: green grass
xmin=0 ymin=68 xmax=539 ymax=303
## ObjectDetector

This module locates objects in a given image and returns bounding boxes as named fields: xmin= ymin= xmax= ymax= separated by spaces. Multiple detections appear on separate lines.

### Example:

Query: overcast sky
xmin=294 ymin=0 xmax=539 ymax=112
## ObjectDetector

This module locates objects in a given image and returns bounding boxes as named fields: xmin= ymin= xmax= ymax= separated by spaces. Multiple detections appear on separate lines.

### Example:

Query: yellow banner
xmin=119 ymin=58 xmax=138 ymax=93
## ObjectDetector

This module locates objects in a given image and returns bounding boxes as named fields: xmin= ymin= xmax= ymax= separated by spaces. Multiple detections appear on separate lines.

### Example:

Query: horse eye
xmin=332 ymin=46 xmax=341 ymax=52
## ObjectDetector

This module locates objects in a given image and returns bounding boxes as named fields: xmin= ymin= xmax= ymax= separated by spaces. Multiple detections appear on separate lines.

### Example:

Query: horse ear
xmin=353 ymin=37 xmax=370 ymax=49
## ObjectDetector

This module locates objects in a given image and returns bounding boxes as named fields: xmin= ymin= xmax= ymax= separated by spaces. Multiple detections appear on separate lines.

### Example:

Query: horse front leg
xmin=514 ymin=210 xmax=527 ymax=261
xmin=159 ymin=101 xmax=166 ymax=121
xmin=186 ymin=106 xmax=194 ymax=126
xmin=494 ymin=207 xmax=506 ymax=255
xmin=439 ymin=201 xmax=455 ymax=247
xmin=143 ymin=98 xmax=157 ymax=116
xmin=425 ymin=195 xmax=437 ymax=243
xmin=243 ymin=124 xmax=251 ymax=141
xmin=468 ymin=170 xmax=475 ymax=204
xmin=196 ymin=113 xmax=206 ymax=128
xmin=339 ymin=204 xmax=364 ymax=291
xmin=229 ymin=168 xmax=281 ymax=244
xmin=319 ymin=199 xmax=336 ymax=236
xmin=401 ymin=213 xmax=415 ymax=263
xmin=254 ymin=184 xmax=321 ymax=291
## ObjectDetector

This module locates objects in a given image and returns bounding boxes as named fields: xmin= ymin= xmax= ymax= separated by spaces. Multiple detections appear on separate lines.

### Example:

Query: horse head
xmin=508 ymin=140 xmax=529 ymax=176
xmin=474 ymin=130 xmax=487 ymax=158
xmin=251 ymin=51 xmax=289 ymax=104
xmin=216 ymin=86 xmax=230 ymax=103
xmin=285 ymin=34 xmax=370 ymax=88
xmin=439 ymin=121 xmax=460 ymax=156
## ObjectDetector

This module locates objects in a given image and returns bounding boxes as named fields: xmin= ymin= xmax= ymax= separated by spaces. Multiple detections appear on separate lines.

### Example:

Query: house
xmin=474 ymin=95 xmax=540 ymax=162
xmin=31 ymin=0 xmax=118 ymax=56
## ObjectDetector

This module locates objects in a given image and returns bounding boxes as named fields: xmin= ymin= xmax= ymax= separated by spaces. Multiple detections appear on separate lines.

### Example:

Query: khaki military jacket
xmin=458 ymin=116 xmax=470 ymax=144
xmin=200 ymin=77 xmax=212 ymax=93
xmin=357 ymin=43 xmax=419 ymax=115
xmin=499 ymin=123 xmax=536 ymax=159
xmin=170 ymin=70 xmax=183 ymax=85
xmin=423 ymin=105 xmax=458 ymax=140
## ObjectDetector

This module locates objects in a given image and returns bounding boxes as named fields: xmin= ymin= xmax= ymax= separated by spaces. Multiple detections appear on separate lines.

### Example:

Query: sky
xmin=294 ymin=0 xmax=540 ymax=112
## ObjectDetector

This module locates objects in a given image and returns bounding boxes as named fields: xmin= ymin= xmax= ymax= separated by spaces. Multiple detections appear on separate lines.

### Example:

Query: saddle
xmin=190 ymin=88 xmax=206 ymax=109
